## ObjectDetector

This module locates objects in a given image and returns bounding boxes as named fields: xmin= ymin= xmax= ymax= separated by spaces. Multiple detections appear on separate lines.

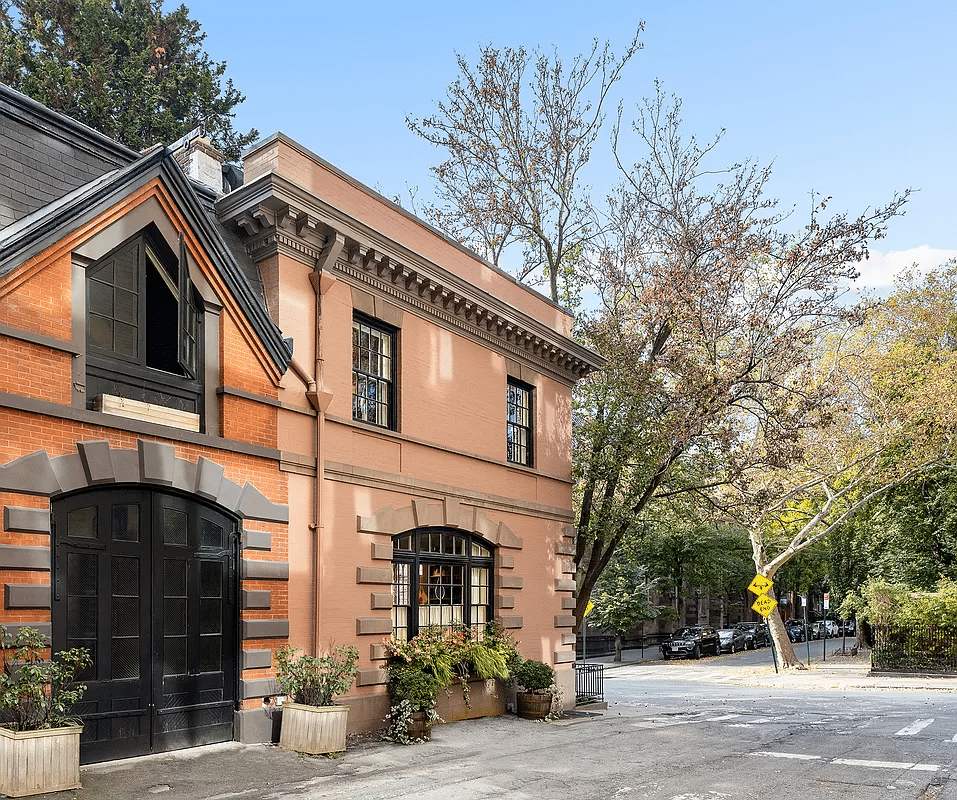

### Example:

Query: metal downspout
xmin=308 ymin=234 xmax=343 ymax=654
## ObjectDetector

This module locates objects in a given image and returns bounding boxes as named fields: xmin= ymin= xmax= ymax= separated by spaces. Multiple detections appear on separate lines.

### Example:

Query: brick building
xmin=0 ymin=84 xmax=600 ymax=761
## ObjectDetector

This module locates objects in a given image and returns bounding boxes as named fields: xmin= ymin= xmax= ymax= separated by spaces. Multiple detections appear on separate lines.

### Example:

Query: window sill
xmin=93 ymin=394 xmax=200 ymax=432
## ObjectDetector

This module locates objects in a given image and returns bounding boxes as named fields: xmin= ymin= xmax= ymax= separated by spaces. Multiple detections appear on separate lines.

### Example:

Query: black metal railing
xmin=574 ymin=663 xmax=604 ymax=702
xmin=576 ymin=632 xmax=671 ymax=659
xmin=872 ymin=624 xmax=957 ymax=674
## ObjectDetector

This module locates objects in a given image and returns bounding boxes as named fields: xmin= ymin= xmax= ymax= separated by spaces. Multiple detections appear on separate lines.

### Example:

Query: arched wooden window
xmin=391 ymin=528 xmax=493 ymax=641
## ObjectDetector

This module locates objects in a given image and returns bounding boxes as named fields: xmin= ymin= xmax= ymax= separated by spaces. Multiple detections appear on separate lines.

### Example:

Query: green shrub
xmin=0 ymin=627 xmax=91 ymax=731
xmin=274 ymin=644 xmax=359 ymax=707
xmin=388 ymin=664 xmax=440 ymax=711
xmin=513 ymin=659 xmax=554 ymax=693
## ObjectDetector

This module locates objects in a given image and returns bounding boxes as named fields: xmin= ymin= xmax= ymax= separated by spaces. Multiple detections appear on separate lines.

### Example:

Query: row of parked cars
xmin=661 ymin=622 xmax=769 ymax=659
xmin=660 ymin=618 xmax=856 ymax=659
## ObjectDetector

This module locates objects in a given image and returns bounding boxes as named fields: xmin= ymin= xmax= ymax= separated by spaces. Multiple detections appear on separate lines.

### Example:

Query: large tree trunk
xmin=767 ymin=609 xmax=807 ymax=669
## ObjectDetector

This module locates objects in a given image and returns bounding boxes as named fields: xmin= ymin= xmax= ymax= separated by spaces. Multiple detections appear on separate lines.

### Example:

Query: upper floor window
xmin=352 ymin=316 xmax=395 ymax=429
xmin=86 ymin=226 xmax=203 ymax=418
xmin=506 ymin=378 xmax=533 ymax=466
xmin=391 ymin=528 xmax=493 ymax=641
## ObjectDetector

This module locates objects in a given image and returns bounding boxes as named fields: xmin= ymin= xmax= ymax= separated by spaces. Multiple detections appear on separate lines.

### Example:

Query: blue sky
xmin=188 ymin=0 xmax=956 ymax=291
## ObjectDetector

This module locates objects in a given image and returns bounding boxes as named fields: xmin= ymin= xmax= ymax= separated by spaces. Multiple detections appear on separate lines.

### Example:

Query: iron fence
xmin=872 ymin=624 xmax=957 ymax=674
xmin=576 ymin=632 xmax=671 ymax=659
xmin=574 ymin=662 xmax=604 ymax=702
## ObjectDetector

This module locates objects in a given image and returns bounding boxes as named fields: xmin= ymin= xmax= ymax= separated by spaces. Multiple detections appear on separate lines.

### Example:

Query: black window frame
xmin=391 ymin=528 xmax=494 ymax=641
xmin=506 ymin=377 xmax=534 ymax=467
xmin=352 ymin=314 xmax=396 ymax=430
xmin=85 ymin=224 xmax=203 ymax=418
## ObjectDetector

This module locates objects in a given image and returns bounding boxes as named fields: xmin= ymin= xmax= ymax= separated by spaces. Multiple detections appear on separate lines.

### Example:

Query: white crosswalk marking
xmin=895 ymin=718 xmax=934 ymax=736
xmin=756 ymin=753 xmax=939 ymax=772
xmin=832 ymin=758 xmax=939 ymax=771
xmin=755 ymin=751 xmax=820 ymax=760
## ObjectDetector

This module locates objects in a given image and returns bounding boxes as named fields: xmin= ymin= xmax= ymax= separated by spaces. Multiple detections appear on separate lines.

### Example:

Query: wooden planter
xmin=406 ymin=710 xmax=431 ymax=741
xmin=279 ymin=702 xmax=349 ymax=755
xmin=0 ymin=725 xmax=82 ymax=797
xmin=516 ymin=692 xmax=553 ymax=720
xmin=436 ymin=677 xmax=505 ymax=722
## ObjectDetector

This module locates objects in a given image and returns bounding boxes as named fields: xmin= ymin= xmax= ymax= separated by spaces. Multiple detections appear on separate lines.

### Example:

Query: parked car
xmin=811 ymin=620 xmax=840 ymax=639
xmin=840 ymin=619 xmax=856 ymax=636
xmin=661 ymin=626 xmax=721 ymax=660
xmin=784 ymin=619 xmax=806 ymax=642
xmin=716 ymin=627 xmax=748 ymax=654
xmin=734 ymin=622 xmax=770 ymax=649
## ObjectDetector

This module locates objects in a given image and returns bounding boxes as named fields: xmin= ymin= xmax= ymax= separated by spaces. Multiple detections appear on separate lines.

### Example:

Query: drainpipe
xmin=308 ymin=233 xmax=343 ymax=654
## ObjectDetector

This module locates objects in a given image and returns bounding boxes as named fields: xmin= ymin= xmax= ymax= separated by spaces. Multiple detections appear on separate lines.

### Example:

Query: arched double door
xmin=52 ymin=487 xmax=238 ymax=763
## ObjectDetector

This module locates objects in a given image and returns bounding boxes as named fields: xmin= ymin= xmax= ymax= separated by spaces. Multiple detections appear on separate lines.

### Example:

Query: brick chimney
xmin=173 ymin=136 xmax=226 ymax=194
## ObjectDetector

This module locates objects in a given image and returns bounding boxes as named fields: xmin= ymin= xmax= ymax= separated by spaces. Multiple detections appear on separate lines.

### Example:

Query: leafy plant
xmin=513 ymin=659 xmax=554 ymax=694
xmin=384 ymin=665 xmax=440 ymax=745
xmin=274 ymin=644 xmax=359 ymax=707
xmin=0 ymin=627 xmax=91 ymax=731
xmin=388 ymin=664 xmax=440 ymax=711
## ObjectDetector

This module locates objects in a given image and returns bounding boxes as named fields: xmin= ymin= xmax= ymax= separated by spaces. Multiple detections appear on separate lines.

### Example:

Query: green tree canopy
xmin=0 ymin=0 xmax=257 ymax=160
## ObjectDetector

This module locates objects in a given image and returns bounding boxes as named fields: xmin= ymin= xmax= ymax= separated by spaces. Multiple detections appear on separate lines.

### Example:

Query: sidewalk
xmin=25 ymin=642 xmax=957 ymax=800
xmin=580 ymin=637 xmax=957 ymax=692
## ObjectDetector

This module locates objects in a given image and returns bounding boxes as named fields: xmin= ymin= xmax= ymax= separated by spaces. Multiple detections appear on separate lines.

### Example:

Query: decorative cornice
xmin=215 ymin=175 xmax=604 ymax=384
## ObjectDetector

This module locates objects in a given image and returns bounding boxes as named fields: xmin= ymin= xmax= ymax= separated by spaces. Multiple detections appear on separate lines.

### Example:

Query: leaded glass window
xmin=507 ymin=378 xmax=533 ymax=466
xmin=352 ymin=317 xmax=395 ymax=429
xmin=391 ymin=528 xmax=494 ymax=641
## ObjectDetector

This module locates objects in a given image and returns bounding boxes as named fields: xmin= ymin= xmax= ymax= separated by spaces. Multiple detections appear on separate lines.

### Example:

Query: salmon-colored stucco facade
xmin=221 ymin=134 xmax=599 ymax=730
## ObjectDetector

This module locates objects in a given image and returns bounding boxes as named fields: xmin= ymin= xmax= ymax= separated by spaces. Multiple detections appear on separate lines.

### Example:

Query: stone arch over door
xmin=0 ymin=439 xmax=289 ymax=758
xmin=0 ymin=439 xmax=287 ymax=523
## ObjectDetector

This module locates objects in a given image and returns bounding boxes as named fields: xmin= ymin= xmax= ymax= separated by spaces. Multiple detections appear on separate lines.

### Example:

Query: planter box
xmin=278 ymin=702 xmax=349 ymax=755
xmin=436 ymin=677 xmax=505 ymax=722
xmin=0 ymin=725 xmax=82 ymax=797
xmin=516 ymin=692 xmax=553 ymax=720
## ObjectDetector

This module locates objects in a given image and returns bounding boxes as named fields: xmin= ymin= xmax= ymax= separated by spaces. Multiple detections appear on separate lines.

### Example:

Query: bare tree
xmin=408 ymin=30 xmax=643 ymax=304
xmin=572 ymin=86 xmax=911 ymax=634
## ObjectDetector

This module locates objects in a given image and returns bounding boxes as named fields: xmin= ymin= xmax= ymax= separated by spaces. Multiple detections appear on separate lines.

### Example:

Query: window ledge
xmin=93 ymin=394 xmax=200 ymax=432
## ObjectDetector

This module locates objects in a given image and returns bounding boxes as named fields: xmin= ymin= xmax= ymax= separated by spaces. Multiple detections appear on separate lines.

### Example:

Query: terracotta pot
xmin=407 ymin=710 xmax=431 ymax=741
xmin=516 ymin=691 xmax=553 ymax=720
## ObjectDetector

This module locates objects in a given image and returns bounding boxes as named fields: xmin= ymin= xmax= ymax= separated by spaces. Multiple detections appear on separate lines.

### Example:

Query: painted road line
xmin=727 ymin=717 xmax=777 ymax=726
xmin=895 ymin=718 xmax=935 ymax=736
xmin=755 ymin=751 xmax=821 ymax=761
xmin=754 ymin=753 xmax=939 ymax=771
xmin=707 ymin=714 xmax=742 ymax=722
xmin=951 ymin=732 xmax=957 ymax=743
xmin=832 ymin=758 xmax=939 ymax=772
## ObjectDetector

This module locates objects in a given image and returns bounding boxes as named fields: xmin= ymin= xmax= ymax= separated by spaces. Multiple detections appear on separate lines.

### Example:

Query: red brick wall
xmin=0 ymin=253 xmax=72 ymax=340
xmin=0 ymin=337 xmax=72 ymax=403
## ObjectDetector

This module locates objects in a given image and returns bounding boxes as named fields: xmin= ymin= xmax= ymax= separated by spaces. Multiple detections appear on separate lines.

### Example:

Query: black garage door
xmin=53 ymin=487 xmax=238 ymax=763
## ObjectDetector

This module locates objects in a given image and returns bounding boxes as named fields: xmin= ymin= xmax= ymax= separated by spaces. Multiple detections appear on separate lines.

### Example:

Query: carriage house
xmin=0 ymin=83 xmax=601 ymax=761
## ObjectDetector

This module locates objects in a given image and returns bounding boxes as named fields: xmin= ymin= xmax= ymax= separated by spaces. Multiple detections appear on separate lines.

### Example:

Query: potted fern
xmin=0 ymin=627 xmax=91 ymax=797
xmin=513 ymin=659 xmax=555 ymax=720
xmin=275 ymin=643 xmax=359 ymax=755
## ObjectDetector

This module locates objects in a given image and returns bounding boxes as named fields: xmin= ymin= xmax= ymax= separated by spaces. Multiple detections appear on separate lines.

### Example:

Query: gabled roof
xmin=0 ymin=83 xmax=291 ymax=374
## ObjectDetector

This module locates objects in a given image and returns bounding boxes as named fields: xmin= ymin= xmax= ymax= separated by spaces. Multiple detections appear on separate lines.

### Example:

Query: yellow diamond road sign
xmin=748 ymin=574 xmax=774 ymax=596
xmin=751 ymin=594 xmax=778 ymax=617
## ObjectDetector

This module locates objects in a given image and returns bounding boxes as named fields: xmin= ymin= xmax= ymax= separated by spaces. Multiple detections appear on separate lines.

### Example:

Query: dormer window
xmin=86 ymin=226 xmax=203 ymax=423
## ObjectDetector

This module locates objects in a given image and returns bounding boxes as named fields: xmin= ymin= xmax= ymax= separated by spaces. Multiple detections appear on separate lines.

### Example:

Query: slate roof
xmin=0 ymin=82 xmax=289 ymax=372
xmin=0 ymin=84 xmax=136 ymax=230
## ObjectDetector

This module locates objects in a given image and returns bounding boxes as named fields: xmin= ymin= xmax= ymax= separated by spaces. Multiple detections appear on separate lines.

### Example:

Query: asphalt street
xmin=34 ymin=641 xmax=957 ymax=800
